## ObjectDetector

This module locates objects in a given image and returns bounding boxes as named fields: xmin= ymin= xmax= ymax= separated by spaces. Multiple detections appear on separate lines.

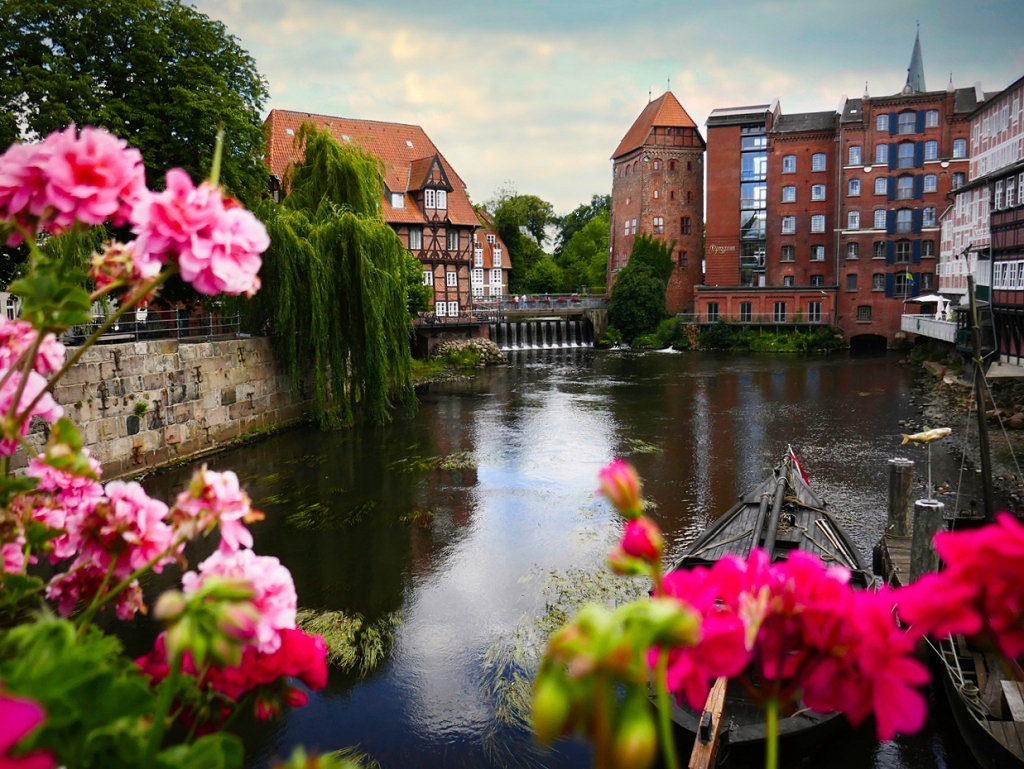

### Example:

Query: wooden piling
xmin=910 ymin=499 xmax=945 ymax=581
xmin=886 ymin=458 xmax=915 ymax=536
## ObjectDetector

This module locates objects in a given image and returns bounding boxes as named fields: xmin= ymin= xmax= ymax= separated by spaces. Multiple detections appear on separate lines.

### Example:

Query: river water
xmin=144 ymin=349 xmax=983 ymax=769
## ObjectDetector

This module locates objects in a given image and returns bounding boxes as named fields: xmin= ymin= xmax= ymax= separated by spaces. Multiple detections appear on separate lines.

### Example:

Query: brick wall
xmin=705 ymin=125 xmax=742 ymax=286
xmin=20 ymin=338 xmax=313 ymax=479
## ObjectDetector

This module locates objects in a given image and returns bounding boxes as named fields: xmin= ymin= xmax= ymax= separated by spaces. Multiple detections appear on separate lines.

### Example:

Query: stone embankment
xmin=20 ymin=338 xmax=314 ymax=479
xmin=429 ymin=338 xmax=507 ymax=365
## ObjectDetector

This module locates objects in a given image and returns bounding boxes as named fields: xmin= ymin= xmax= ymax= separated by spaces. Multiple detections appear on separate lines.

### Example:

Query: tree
xmin=556 ymin=211 xmax=609 ymax=291
xmin=608 ymin=236 xmax=677 ymax=341
xmin=555 ymin=194 xmax=610 ymax=256
xmin=488 ymin=186 xmax=555 ymax=293
xmin=626 ymin=235 xmax=675 ymax=284
xmin=525 ymin=258 xmax=564 ymax=293
xmin=0 ymin=0 xmax=269 ymax=205
xmin=404 ymin=250 xmax=433 ymax=318
xmin=255 ymin=125 xmax=416 ymax=427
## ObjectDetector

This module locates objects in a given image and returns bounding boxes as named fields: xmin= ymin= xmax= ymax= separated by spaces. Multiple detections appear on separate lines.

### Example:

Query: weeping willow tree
xmin=256 ymin=124 xmax=416 ymax=427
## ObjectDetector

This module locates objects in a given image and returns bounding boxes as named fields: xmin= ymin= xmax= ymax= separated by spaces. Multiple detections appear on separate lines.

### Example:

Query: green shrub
xmin=632 ymin=333 xmax=665 ymax=349
xmin=442 ymin=346 xmax=482 ymax=367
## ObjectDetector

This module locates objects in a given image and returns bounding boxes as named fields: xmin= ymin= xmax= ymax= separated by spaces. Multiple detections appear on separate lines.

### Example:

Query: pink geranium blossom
xmin=45 ymin=562 xmax=144 ymax=620
xmin=0 ymin=319 xmax=65 ymax=376
xmin=28 ymin=451 xmax=104 ymax=561
xmin=621 ymin=517 xmax=663 ymax=562
xmin=182 ymin=549 xmax=297 ymax=654
xmin=0 ymin=140 xmax=54 ymax=245
xmin=0 ymin=372 xmax=63 ymax=456
xmin=1 ymin=539 xmax=26 ymax=575
xmin=597 ymin=459 xmax=642 ymax=518
xmin=74 ymin=481 xmax=175 ymax=574
xmin=172 ymin=466 xmax=261 ymax=552
xmin=0 ymin=691 xmax=55 ymax=769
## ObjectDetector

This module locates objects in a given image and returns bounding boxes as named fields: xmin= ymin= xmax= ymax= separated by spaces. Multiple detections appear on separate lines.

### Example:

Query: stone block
xmin=205 ymin=406 xmax=229 ymax=426
xmin=221 ymin=389 xmax=236 ymax=406
xmin=172 ymin=402 xmax=192 ymax=424
xmin=142 ymin=373 xmax=165 ymax=391
xmin=165 ymin=424 xmax=184 ymax=445
xmin=159 ymin=339 xmax=178 ymax=355
xmin=227 ymin=401 xmax=251 ymax=421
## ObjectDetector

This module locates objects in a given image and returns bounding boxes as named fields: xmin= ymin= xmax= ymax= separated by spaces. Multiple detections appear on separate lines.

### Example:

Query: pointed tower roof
xmin=612 ymin=91 xmax=701 ymax=159
xmin=903 ymin=28 xmax=926 ymax=94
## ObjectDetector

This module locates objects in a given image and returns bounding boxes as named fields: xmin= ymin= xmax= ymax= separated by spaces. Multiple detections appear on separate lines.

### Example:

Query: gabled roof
xmin=264 ymin=109 xmax=478 ymax=227
xmin=771 ymin=111 xmax=836 ymax=134
xmin=840 ymin=97 xmax=865 ymax=124
xmin=612 ymin=91 xmax=701 ymax=159
xmin=407 ymin=155 xmax=451 ymax=192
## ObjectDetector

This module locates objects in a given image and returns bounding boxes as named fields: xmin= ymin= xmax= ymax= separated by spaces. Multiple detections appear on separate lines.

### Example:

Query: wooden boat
xmin=667 ymin=452 xmax=875 ymax=767
xmin=932 ymin=634 xmax=1024 ymax=769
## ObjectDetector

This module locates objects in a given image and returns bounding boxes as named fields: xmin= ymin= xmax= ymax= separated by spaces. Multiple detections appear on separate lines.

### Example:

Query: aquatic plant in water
xmin=296 ymin=609 xmax=402 ymax=676
xmin=386 ymin=450 xmax=476 ymax=474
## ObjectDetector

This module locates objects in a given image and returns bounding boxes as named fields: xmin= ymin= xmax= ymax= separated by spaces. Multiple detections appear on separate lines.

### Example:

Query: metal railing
xmin=900 ymin=314 xmax=957 ymax=343
xmin=677 ymin=312 xmax=833 ymax=325
xmin=499 ymin=296 xmax=608 ymax=311
xmin=63 ymin=312 xmax=242 ymax=346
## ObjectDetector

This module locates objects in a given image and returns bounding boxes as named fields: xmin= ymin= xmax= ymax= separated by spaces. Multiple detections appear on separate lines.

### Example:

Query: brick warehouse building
xmin=264 ymin=110 xmax=482 ymax=318
xmin=609 ymin=91 xmax=705 ymax=315
xmin=697 ymin=32 xmax=978 ymax=345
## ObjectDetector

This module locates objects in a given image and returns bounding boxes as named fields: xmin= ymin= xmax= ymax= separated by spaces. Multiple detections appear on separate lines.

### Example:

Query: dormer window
xmin=436 ymin=190 xmax=447 ymax=209
xmin=424 ymin=189 xmax=436 ymax=208
xmin=391 ymin=193 xmax=405 ymax=209
xmin=486 ymin=234 xmax=496 ymax=244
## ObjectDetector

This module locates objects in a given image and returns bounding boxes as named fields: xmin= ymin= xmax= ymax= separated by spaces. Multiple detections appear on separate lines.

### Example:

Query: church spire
xmin=903 ymin=25 xmax=926 ymax=94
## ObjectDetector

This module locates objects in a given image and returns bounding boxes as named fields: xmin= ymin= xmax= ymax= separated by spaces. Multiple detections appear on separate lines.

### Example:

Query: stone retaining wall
xmin=19 ymin=338 xmax=312 ymax=478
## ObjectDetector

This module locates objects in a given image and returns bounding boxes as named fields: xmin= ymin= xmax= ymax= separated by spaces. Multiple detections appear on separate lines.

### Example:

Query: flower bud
xmin=282 ymin=686 xmax=309 ymax=709
xmin=647 ymin=598 xmax=702 ymax=647
xmin=607 ymin=547 xmax=647 ymax=576
xmin=621 ymin=517 xmax=663 ymax=563
xmin=164 ymin=616 xmax=193 ymax=660
xmin=201 ymin=577 xmax=255 ymax=602
xmin=210 ymin=635 xmax=242 ymax=668
xmin=255 ymin=696 xmax=280 ymax=721
xmin=532 ymin=675 xmax=571 ymax=745
xmin=613 ymin=687 xmax=658 ymax=769
xmin=597 ymin=459 xmax=643 ymax=518
xmin=153 ymin=590 xmax=187 ymax=621
xmin=216 ymin=602 xmax=259 ymax=642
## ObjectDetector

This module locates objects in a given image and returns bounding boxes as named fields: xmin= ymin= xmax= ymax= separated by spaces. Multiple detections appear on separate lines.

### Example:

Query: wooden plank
xmin=991 ymin=721 xmax=1011 ymax=753
xmin=1004 ymin=680 xmax=1024 ymax=723
xmin=1014 ymin=724 xmax=1024 ymax=759
xmin=957 ymin=635 xmax=970 ymax=658
xmin=996 ymin=716 xmax=1024 ymax=759
xmin=974 ymin=652 xmax=989 ymax=694
xmin=688 ymin=677 xmax=728 ymax=769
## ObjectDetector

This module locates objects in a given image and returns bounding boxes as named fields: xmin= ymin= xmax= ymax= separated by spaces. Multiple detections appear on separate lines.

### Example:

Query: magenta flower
xmin=621 ymin=517 xmax=663 ymax=562
xmin=597 ymin=459 xmax=642 ymax=518
xmin=182 ymin=548 xmax=297 ymax=654
xmin=96 ymin=481 xmax=175 ymax=572
xmin=1 ymin=539 xmax=26 ymax=575
xmin=45 ymin=562 xmax=143 ymax=620
xmin=0 ymin=140 xmax=54 ymax=245
xmin=28 ymin=451 xmax=104 ymax=561
xmin=0 ymin=372 xmax=63 ymax=456
xmin=0 ymin=691 xmax=55 ymax=769
xmin=0 ymin=319 xmax=65 ymax=376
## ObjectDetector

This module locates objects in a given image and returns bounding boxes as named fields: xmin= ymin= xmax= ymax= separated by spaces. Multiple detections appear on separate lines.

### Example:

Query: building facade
xmin=609 ymin=92 xmax=705 ymax=314
xmin=471 ymin=210 xmax=511 ymax=300
xmin=264 ymin=109 xmax=481 ymax=318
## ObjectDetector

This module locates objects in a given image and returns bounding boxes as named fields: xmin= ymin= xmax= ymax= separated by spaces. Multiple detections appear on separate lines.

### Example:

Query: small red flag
xmin=789 ymin=446 xmax=810 ymax=485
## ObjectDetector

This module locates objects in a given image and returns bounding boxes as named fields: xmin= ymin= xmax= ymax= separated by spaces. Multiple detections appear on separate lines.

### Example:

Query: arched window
xmin=633 ymin=161 xmax=639 ymax=174
xmin=687 ymin=191 xmax=692 ymax=203
xmin=653 ymin=159 xmax=661 ymax=170
xmin=687 ymin=161 xmax=692 ymax=171
xmin=669 ymin=160 xmax=677 ymax=171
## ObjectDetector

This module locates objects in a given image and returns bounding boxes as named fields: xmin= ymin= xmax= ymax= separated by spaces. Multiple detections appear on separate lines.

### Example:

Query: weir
xmin=489 ymin=319 xmax=593 ymax=350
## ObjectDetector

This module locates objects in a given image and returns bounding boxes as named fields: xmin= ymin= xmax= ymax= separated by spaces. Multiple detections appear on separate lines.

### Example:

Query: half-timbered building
xmin=264 ymin=110 xmax=480 ymax=317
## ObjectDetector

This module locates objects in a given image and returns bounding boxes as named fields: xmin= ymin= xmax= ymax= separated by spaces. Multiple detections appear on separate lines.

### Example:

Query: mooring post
xmin=886 ymin=458 xmax=915 ymax=537
xmin=910 ymin=499 xmax=945 ymax=581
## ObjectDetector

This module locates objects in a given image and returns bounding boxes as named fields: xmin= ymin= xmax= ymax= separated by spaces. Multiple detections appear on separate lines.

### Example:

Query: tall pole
xmin=967 ymin=275 xmax=995 ymax=523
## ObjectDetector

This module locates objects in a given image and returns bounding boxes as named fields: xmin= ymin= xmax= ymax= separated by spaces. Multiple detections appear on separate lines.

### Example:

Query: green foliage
xmin=295 ymin=609 xmax=402 ymax=676
xmin=255 ymin=125 xmax=415 ymax=428
xmin=0 ymin=0 xmax=269 ymax=205
xmin=609 ymin=265 xmax=666 ymax=342
xmin=403 ymin=250 xmax=432 ymax=318
xmin=554 ymin=194 xmax=610 ymax=256
xmin=598 ymin=326 xmax=624 ymax=347
xmin=525 ymin=257 xmax=564 ymax=293
xmin=487 ymin=187 xmax=555 ymax=293
xmin=696 ymin=322 xmax=842 ymax=352
xmin=556 ymin=211 xmax=609 ymax=291
xmin=134 ymin=400 xmax=149 ymax=417
xmin=624 ymin=235 xmax=675 ymax=285
xmin=441 ymin=346 xmax=482 ymax=367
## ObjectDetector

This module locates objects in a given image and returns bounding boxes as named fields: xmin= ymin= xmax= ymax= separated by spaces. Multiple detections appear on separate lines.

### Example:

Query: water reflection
xmin=141 ymin=349 xmax=981 ymax=769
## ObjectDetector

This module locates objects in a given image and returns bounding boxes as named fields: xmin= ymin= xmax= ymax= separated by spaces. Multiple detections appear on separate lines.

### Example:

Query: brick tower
xmin=609 ymin=92 xmax=705 ymax=315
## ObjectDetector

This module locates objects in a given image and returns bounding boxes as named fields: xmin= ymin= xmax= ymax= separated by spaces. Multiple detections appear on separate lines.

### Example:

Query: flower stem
xmin=77 ymin=553 xmax=119 ymax=631
xmin=656 ymin=647 xmax=681 ymax=769
xmin=143 ymin=651 xmax=182 ymax=767
xmin=765 ymin=698 xmax=779 ymax=769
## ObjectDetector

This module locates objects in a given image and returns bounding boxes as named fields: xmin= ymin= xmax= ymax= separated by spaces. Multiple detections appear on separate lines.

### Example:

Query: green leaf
xmin=0 ymin=573 xmax=44 ymax=614
xmin=42 ymin=418 xmax=97 ymax=478
xmin=0 ymin=475 xmax=38 ymax=507
xmin=156 ymin=733 xmax=244 ymax=769
xmin=11 ymin=271 xmax=92 ymax=331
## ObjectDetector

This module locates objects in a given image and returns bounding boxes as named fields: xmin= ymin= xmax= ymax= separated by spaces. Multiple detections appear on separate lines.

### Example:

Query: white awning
xmin=906 ymin=294 xmax=947 ymax=304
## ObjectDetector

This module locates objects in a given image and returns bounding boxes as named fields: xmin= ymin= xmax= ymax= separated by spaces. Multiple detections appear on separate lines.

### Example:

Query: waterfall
xmin=490 ymin=318 xmax=595 ymax=350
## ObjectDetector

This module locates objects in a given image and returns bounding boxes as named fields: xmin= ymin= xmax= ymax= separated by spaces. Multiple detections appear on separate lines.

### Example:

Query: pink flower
xmin=182 ymin=549 xmax=297 ymax=654
xmin=597 ymin=459 xmax=642 ymax=518
xmin=0 ymin=372 xmax=63 ymax=456
xmin=621 ymin=517 xmax=663 ymax=562
xmin=0 ymin=140 xmax=53 ymax=245
xmin=45 ymin=562 xmax=144 ymax=620
xmin=28 ymin=452 xmax=104 ymax=561
xmin=0 ymin=691 xmax=55 ymax=769
xmin=172 ymin=466 xmax=261 ymax=552
xmin=131 ymin=169 xmax=266 ymax=296
xmin=0 ymin=319 xmax=65 ymax=376
xmin=88 ymin=481 xmax=174 ymax=573
xmin=1 ymin=539 xmax=25 ymax=574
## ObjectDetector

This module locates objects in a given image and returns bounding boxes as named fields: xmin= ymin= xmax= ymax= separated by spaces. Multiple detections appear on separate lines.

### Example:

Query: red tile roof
xmin=611 ymin=91 xmax=700 ymax=159
xmin=264 ymin=109 xmax=479 ymax=227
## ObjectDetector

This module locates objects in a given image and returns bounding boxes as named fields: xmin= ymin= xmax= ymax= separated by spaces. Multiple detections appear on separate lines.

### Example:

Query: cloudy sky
xmin=198 ymin=0 xmax=1024 ymax=215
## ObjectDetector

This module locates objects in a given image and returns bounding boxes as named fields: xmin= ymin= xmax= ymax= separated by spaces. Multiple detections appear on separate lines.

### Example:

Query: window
xmin=810 ymin=275 xmax=824 ymax=286
xmin=448 ymin=301 xmax=459 ymax=317
xmin=653 ymin=159 xmax=660 ymax=170
xmin=424 ymin=189 xmax=436 ymax=208
xmin=782 ymin=186 xmax=796 ymax=202
xmin=409 ymin=228 xmax=422 ymax=250
xmin=877 ymin=114 xmax=890 ymax=131
xmin=435 ymin=301 xmax=446 ymax=317
xmin=474 ymin=247 xmax=484 ymax=267
xmin=472 ymin=285 xmax=484 ymax=298
xmin=447 ymin=230 xmax=459 ymax=251
xmin=740 ymin=302 xmax=752 ymax=322
xmin=923 ymin=207 xmax=936 ymax=227
xmin=493 ymin=248 xmax=502 ymax=267
xmin=670 ymin=190 xmax=676 ymax=200
xmin=631 ymin=218 xmax=638 ymax=234
xmin=953 ymin=138 xmax=967 ymax=158
xmin=857 ymin=305 xmax=873 ymax=322
xmin=810 ymin=215 xmax=825 ymax=233
xmin=952 ymin=172 xmax=965 ymax=189
xmin=808 ymin=301 xmax=822 ymax=322
xmin=896 ymin=209 xmax=913 ymax=233
xmin=849 ymin=179 xmax=861 ymax=196
xmin=681 ymin=217 xmax=691 ymax=235
xmin=811 ymin=184 xmax=826 ymax=201
xmin=812 ymin=153 xmax=826 ymax=171
xmin=846 ymin=273 xmax=858 ymax=291
xmin=652 ymin=216 xmax=664 ymax=234
xmin=922 ymin=240 xmax=935 ymax=258
xmin=848 ymin=211 xmax=860 ymax=229
xmin=898 ymin=142 xmax=915 ymax=168
xmin=811 ymin=245 xmax=825 ymax=261
xmin=872 ymin=273 xmax=885 ymax=291
xmin=773 ymin=246 xmax=792 ymax=264
xmin=874 ymin=241 xmax=886 ymax=259
xmin=687 ymin=191 xmax=692 ymax=202
xmin=847 ymin=242 xmax=859 ymax=259
xmin=875 ymin=144 xmax=889 ymax=164
xmin=653 ymin=189 xmax=659 ymax=199
xmin=391 ymin=192 xmax=405 ymax=209
xmin=897 ymin=176 xmax=914 ymax=199
xmin=782 ymin=216 xmax=796 ymax=234
xmin=624 ymin=221 xmax=630 ymax=236
xmin=669 ymin=160 xmax=677 ymax=170
xmin=898 ymin=112 xmax=916 ymax=134
xmin=436 ymin=190 xmax=447 ymax=209
xmin=895 ymin=273 xmax=910 ymax=296
xmin=895 ymin=241 xmax=912 ymax=262
xmin=921 ymin=272 xmax=935 ymax=290
xmin=926 ymin=110 xmax=939 ymax=128
xmin=486 ymin=234 xmax=496 ymax=244
xmin=782 ymin=155 xmax=796 ymax=173
xmin=773 ymin=301 xmax=787 ymax=322
xmin=849 ymin=145 xmax=862 ymax=165
xmin=491 ymin=268 xmax=503 ymax=287
xmin=874 ymin=209 xmax=887 ymax=229
xmin=996 ymin=180 xmax=1005 ymax=209
xmin=471 ymin=268 xmax=484 ymax=285
xmin=924 ymin=141 xmax=938 ymax=161
xmin=422 ymin=270 xmax=434 ymax=286
xmin=923 ymin=174 xmax=937 ymax=193
xmin=1008 ymin=177 xmax=1017 ymax=207
xmin=875 ymin=177 xmax=887 ymax=195
xmin=446 ymin=271 xmax=458 ymax=287
xmin=678 ymin=250 xmax=688 ymax=266
xmin=706 ymin=302 xmax=720 ymax=322
xmin=784 ymin=276 xmax=795 ymax=287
